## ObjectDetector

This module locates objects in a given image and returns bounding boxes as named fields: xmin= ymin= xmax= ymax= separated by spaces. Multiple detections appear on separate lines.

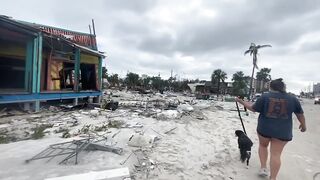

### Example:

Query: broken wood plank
xmin=164 ymin=127 xmax=177 ymax=134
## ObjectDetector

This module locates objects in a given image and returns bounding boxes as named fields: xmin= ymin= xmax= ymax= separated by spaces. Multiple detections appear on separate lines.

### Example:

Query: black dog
xmin=235 ymin=130 xmax=253 ymax=165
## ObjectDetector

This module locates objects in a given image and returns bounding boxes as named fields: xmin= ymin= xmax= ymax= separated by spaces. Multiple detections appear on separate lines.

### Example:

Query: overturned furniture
xmin=25 ymin=137 xmax=123 ymax=165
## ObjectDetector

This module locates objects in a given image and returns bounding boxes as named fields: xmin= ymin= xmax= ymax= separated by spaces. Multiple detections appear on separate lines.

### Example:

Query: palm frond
xmin=257 ymin=44 xmax=272 ymax=49
xmin=244 ymin=49 xmax=251 ymax=55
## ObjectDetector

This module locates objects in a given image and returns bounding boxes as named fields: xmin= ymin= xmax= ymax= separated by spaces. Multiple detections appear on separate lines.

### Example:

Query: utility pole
xmin=170 ymin=69 xmax=173 ymax=91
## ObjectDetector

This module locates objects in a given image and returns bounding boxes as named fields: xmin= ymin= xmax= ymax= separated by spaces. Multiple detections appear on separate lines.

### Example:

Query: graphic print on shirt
xmin=266 ymin=98 xmax=288 ymax=119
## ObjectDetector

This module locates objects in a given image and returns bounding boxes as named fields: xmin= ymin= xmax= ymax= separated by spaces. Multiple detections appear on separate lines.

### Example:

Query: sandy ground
xmin=235 ymin=98 xmax=320 ymax=180
xmin=0 ymin=94 xmax=319 ymax=180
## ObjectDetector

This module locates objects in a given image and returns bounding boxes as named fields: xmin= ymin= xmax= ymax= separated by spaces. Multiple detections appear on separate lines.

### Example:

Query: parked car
xmin=315 ymin=96 xmax=320 ymax=104
xmin=252 ymin=93 xmax=262 ymax=102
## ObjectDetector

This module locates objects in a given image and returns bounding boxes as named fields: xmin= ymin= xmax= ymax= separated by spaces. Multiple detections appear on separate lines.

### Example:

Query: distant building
xmin=225 ymin=82 xmax=233 ymax=94
xmin=187 ymin=83 xmax=205 ymax=93
xmin=313 ymin=83 xmax=320 ymax=95
xmin=188 ymin=81 xmax=229 ymax=95
xmin=254 ymin=79 xmax=270 ymax=93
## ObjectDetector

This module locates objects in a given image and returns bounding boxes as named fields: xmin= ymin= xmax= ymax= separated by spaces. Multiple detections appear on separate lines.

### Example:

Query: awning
xmin=43 ymin=33 xmax=106 ymax=58
xmin=73 ymin=43 xmax=106 ymax=58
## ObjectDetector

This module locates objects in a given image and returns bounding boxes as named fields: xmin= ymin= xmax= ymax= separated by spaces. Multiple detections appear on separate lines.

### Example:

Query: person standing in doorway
xmin=235 ymin=78 xmax=306 ymax=180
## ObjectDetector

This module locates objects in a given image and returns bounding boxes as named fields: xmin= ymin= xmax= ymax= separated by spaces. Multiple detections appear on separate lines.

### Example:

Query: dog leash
xmin=235 ymin=101 xmax=247 ymax=135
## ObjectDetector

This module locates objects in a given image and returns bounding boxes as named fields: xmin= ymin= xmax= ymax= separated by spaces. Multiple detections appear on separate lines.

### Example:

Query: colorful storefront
xmin=0 ymin=16 xmax=105 ymax=111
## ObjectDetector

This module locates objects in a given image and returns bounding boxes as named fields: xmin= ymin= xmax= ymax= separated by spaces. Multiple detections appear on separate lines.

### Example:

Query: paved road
xmin=282 ymin=98 xmax=320 ymax=180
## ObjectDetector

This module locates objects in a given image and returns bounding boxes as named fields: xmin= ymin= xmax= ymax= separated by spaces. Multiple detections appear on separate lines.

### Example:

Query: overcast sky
xmin=2 ymin=0 xmax=320 ymax=93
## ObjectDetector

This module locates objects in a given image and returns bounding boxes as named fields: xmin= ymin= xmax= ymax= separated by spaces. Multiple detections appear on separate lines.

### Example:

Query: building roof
xmin=204 ymin=81 xmax=212 ymax=87
xmin=0 ymin=15 xmax=104 ymax=57
xmin=0 ymin=15 xmax=39 ymax=35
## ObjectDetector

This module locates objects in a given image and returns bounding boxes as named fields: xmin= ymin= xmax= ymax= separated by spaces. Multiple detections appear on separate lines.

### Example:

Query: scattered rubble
xmin=127 ymin=133 xmax=159 ymax=148
xmin=164 ymin=127 xmax=177 ymax=135
xmin=0 ymin=90 xmax=232 ymax=179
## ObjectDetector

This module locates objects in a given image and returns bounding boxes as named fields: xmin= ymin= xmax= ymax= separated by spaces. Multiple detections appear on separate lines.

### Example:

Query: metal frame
xmin=25 ymin=137 xmax=123 ymax=165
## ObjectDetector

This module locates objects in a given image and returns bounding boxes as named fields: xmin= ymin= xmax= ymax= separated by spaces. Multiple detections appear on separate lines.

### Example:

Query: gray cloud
xmin=1 ymin=0 xmax=320 ymax=93
xmin=299 ymin=41 xmax=320 ymax=53
xmin=138 ymin=33 xmax=175 ymax=55
xmin=104 ymin=0 xmax=157 ymax=13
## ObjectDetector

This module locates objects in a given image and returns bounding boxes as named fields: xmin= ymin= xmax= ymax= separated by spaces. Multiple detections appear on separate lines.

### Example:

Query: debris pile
xmin=0 ymin=89 xmax=232 ymax=179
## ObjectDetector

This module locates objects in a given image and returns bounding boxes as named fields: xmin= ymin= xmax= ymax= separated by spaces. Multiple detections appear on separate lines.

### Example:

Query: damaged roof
xmin=0 ymin=15 xmax=105 ymax=57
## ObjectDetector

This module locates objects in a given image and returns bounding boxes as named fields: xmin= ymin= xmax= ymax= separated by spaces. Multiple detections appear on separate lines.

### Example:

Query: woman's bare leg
xmin=269 ymin=138 xmax=288 ymax=180
xmin=258 ymin=134 xmax=270 ymax=168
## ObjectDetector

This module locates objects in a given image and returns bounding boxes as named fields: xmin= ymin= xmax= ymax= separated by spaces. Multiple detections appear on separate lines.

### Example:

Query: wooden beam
xmin=31 ymin=37 xmax=38 ymax=93
xmin=25 ymin=40 xmax=33 ymax=92
xmin=36 ymin=34 xmax=43 ymax=93
xmin=98 ymin=57 xmax=102 ymax=90
xmin=74 ymin=48 xmax=81 ymax=92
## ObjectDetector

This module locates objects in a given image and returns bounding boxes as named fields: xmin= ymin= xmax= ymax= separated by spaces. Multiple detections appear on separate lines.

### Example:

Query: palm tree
xmin=108 ymin=74 xmax=120 ymax=87
xmin=244 ymin=43 xmax=271 ymax=99
xmin=211 ymin=69 xmax=227 ymax=97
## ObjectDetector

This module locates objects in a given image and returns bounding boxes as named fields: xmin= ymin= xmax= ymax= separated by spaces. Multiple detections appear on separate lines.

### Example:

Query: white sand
xmin=0 ymin=94 xmax=319 ymax=180
xmin=235 ymin=99 xmax=320 ymax=180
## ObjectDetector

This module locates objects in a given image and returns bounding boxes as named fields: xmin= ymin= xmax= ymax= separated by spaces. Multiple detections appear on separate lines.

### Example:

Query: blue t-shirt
xmin=252 ymin=92 xmax=304 ymax=140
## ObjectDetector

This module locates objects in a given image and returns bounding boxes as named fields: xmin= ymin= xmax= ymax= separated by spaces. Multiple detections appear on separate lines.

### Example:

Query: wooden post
xmin=46 ymin=51 xmax=52 ymax=90
xmin=32 ymin=37 xmax=38 ymax=94
xmin=30 ymin=33 xmax=43 ymax=112
xmin=36 ymin=34 xmax=43 ymax=93
xmin=74 ymin=48 xmax=81 ymax=92
xmin=25 ymin=40 xmax=33 ymax=92
xmin=98 ymin=57 xmax=103 ymax=91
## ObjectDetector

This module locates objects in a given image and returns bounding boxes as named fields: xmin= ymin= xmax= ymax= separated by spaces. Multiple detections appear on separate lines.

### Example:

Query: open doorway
xmin=0 ymin=34 xmax=28 ymax=93
xmin=0 ymin=56 xmax=25 ymax=91
xmin=59 ymin=62 xmax=75 ymax=90
xmin=80 ymin=63 xmax=97 ymax=91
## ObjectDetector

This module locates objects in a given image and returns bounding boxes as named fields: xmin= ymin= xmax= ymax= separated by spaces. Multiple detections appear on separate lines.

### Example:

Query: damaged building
xmin=0 ymin=16 xmax=105 ymax=111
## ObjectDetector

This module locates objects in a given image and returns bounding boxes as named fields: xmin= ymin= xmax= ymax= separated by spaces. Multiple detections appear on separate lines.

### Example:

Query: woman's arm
xmin=235 ymin=97 xmax=256 ymax=112
xmin=295 ymin=113 xmax=306 ymax=132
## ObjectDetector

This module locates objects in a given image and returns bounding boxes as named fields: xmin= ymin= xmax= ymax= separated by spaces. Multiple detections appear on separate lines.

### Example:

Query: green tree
xmin=244 ymin=43 xmax=271 ymax=99
xmin=178 ymin=80 xmax=190 ymax=92
xmin=168 ymin=76 xmax=176 ymax=91
xmin=256 ymin=68 xmax=271 ymax=81
xmin=101 ymin=67 xmax=109 ymax=89
xmin=211 ymin=69 xmax=227 ymax=96
xmin=232 ymin=71 xmax=249 ymax=97
xmin=150 ymin=76 xmax=167 ymax=92
xmin=141 ymin=75 xmax=152 ymax=89
xmin=256 ymin=68 xmax=271 ymax=93
xmin=102 ymin=67 xmax=108 ymax=79
xmin=189 ymin=79 xmax=200 ymax=83
xmin=125 ymin=72 xmax=140 ymax=89
xmin=108 ymin=74 xmax=120 ymax=87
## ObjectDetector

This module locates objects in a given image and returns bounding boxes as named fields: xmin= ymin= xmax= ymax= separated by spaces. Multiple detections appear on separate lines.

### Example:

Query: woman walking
xmin=235 ymin=78 xmax=306 ymax=180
